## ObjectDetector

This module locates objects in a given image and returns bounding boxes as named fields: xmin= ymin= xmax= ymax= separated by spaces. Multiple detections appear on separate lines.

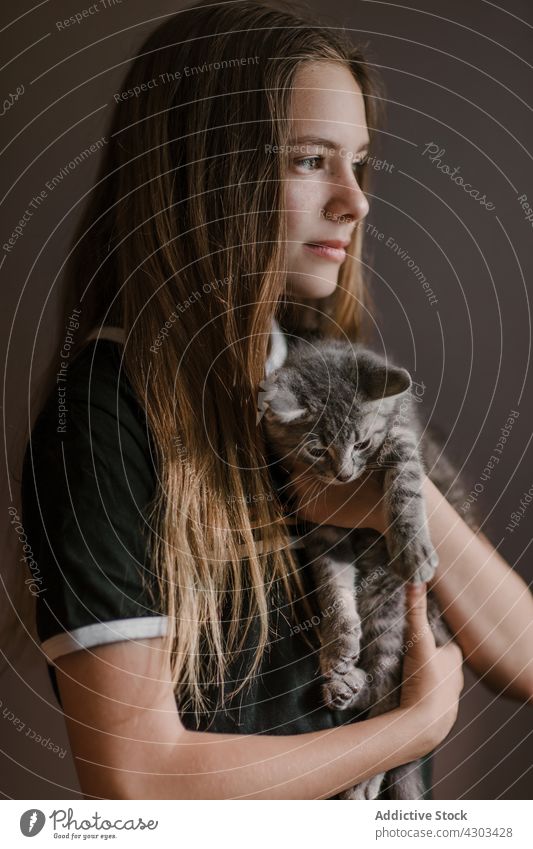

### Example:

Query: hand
xmin=400 ymin=583 xmax=464 ymax=752
xmin=284 ymin=460 xmax=387 ymax=533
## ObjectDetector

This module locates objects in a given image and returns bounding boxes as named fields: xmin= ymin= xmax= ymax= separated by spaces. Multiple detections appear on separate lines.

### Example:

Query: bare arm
xmin=423 ymin=476 xmax=533 ymax=703
xmin=56 ymin=638 xmax=433 ymax=800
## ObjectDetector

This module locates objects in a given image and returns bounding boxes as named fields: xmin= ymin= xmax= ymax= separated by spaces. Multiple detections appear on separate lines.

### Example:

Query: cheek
xmin=285 ymin=178 xmax=322 ymax=236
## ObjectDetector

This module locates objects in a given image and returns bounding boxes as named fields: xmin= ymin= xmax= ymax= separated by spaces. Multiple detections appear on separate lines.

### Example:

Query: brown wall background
xmin=1 ymin=0 xmax=532 ymax=799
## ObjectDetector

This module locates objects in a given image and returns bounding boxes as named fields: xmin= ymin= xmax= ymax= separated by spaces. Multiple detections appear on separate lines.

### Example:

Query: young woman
xmin=20 ymin=1 xmax=532 ymax=800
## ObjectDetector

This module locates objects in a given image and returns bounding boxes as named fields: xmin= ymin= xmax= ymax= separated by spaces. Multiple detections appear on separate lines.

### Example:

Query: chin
xmin=317 ymin=471 xmax=366 ymax=485
xmin=285 ymin=272 xmax=338 ymax=298
xmin=320 ymin=476 xmax=353 ymax=486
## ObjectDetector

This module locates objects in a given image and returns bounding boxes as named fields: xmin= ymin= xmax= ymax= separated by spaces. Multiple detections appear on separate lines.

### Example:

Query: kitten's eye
xmin=353 ymin=438 xmax=371 ymax=452
xmin=307 ymin=444 xmax=328 ymax=458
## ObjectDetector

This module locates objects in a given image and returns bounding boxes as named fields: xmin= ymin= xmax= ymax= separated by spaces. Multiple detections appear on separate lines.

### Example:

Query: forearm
xmin=285 ymin=461 xmax=385 ymax=531
xmin=119 ymin=707 xmax=429 ymax=800
xmin=287 ymin=464 xmax=533 ymax=703
xmin=423 ymin=476 xmax=533 ymax=703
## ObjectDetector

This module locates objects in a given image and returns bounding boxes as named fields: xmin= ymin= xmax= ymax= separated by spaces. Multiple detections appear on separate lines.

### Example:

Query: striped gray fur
xmin=261 ymin=336 xmax=479 ymax=800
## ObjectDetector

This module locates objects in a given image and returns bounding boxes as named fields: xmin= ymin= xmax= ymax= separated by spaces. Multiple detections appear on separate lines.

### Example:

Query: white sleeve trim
xmin=42 ymin=538 xmax=305 ymax=665
xmin=41 ymin=616 xmax=170 ymax=665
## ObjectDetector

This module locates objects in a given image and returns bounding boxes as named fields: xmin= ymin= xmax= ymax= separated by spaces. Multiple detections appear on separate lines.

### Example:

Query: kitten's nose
xmin=335 ymin=470 xmax=353 ymax=483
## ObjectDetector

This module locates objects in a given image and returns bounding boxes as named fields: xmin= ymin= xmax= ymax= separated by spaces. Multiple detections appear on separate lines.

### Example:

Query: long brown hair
xmin=22 ymin=0 xmax=384 ymax=719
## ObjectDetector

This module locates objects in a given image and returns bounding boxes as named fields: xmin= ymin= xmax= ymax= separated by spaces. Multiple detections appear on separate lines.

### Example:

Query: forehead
xmin=289 ymin=60 xmax=369 ymax=148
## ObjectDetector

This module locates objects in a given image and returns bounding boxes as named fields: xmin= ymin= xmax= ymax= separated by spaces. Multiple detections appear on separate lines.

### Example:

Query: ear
xmin=257 ymin=372 xmax=308 ymax=424
xmin=363 ymin=365 xmax=412 ymax=402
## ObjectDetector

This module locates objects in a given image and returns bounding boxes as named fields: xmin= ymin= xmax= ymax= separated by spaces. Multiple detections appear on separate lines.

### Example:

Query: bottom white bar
xmin=4 ymin=800 xmax=530 ymax=848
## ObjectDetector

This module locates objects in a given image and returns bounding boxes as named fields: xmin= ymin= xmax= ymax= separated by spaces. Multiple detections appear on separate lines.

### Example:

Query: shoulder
xmin=27 ymin=340 xmax=150 ymax=472
xmin=20 ymin=340 xmax=164 ymax=666
xmin=57 ymin=338 xmax=144 ymax=437
xmin=21 ymin=339 xmax=156 ymax=540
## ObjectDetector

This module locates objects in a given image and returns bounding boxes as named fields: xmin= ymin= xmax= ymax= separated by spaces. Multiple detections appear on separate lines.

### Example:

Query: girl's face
xmin=283 ymin=61 xmax=370 ymax=299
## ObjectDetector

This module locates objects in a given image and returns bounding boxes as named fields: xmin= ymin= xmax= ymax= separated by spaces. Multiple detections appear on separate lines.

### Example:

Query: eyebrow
xmin=291 ymin=135 xmax=370 ymax=153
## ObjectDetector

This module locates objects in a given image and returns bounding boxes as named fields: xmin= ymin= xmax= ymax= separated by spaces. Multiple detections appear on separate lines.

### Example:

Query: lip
xmin=303 ymin=241 xmax=348 ymax=262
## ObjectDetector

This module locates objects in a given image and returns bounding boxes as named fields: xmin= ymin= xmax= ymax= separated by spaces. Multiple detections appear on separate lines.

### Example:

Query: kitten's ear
xmin=257 ymin=371 xmax=308 ymax=424
xmin=364 ymin=365 xmax=412 ymax=401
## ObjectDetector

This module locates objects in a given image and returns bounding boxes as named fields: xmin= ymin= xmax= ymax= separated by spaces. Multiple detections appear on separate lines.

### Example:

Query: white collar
xmin=86 ymin=319 xmax=287 ymax=375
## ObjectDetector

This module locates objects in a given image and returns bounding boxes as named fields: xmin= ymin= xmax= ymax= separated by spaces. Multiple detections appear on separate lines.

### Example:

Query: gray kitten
xmin=260 ymin=336 xmax=478 ymax=800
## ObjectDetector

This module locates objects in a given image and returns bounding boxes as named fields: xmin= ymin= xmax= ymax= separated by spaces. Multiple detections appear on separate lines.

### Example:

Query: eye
xmin=353 ymin=438 xmax=371 ymax=452
xmin=295 ymin=156 xmax=324 ymax=171
xmin=353 ymin=154 xmax=368 ymax=182
xmin=307 ymin=443 xmax=328 ymax=458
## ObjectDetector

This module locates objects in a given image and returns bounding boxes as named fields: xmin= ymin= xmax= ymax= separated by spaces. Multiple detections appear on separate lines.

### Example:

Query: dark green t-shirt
xmin=21 ymin=336 xmax=433 ymax=799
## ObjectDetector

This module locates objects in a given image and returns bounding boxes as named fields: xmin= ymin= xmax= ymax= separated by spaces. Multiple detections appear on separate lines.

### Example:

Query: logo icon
xmin=20 ymin=810 xmax=46 ymax=837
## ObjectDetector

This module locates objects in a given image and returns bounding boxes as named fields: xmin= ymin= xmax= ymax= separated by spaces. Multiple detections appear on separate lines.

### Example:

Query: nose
xmin=335 ymin=468 xmax=353 ymax=483
xmin=324 ymin=165 xmax=369 ymax=228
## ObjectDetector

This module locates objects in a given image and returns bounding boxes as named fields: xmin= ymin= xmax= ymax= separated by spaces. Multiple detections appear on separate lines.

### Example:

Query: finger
xmin=405 ymin=581 xmax=427 ymax=610
xmin=449 ymin=640 xmax=465 ymax=665
xmin=404 ymin=582 xmax=434 ymax=647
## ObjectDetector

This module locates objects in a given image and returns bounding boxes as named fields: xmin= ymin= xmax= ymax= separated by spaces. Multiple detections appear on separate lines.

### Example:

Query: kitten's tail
xmin=385 ymin=760 xmax=426 ymax=800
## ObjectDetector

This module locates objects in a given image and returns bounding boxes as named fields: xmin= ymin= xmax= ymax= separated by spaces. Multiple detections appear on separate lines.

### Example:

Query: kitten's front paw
xmin=389 ymin=533 xmax=439 ymax=583
xmin=322 ymin=664 xmax=369 ymax=711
